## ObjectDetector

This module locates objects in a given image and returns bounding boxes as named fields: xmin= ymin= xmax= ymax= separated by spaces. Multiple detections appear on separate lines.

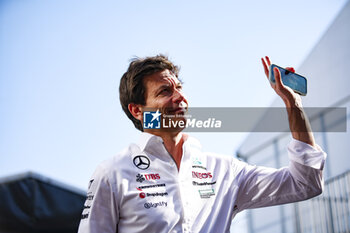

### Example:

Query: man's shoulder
xmin=92 ymin=142 xmax=144 ymax=178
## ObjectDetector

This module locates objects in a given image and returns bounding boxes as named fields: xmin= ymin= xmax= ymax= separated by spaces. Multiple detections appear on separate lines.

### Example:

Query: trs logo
xmin=143 ymin=110 xmax=161 ymax=129
xmin=136 ymin=173 xmax=161 ymax=183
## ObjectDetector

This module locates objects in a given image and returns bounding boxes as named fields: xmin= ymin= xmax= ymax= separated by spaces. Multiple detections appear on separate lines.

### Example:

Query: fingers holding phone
xmin=269 ymin=64 xmax=307 ymax=96
xmin=261 ymin=56 xmax=307 ymax=96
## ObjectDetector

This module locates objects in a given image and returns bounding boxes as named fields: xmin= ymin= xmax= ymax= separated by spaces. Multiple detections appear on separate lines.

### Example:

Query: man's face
xmin=143 ymin=69 xmax=188 ymax=117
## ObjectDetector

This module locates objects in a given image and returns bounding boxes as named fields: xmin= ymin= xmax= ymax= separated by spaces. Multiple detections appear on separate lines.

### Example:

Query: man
xmin=78 ymin=55 xmax=326 ymax=233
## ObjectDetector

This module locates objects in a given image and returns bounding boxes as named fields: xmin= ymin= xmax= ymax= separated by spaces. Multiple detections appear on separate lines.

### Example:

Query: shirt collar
xmin=137 ymin=132 xmax=202 ymax=152
xmin=138 ymin=132 xmax=163 ymax=152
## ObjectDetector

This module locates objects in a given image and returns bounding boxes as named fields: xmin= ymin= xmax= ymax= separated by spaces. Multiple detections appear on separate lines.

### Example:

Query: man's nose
xmin=173 ymin=89 xmax=185 ymax=103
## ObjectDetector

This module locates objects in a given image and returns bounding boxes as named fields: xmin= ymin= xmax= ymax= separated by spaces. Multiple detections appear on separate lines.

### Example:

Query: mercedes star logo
xmin=133 ymin=155 xmax=150 ymax=170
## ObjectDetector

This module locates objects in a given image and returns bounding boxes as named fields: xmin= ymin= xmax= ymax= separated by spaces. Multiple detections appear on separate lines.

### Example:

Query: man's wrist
xmin=283 ymin=94 xmax=302 ymax=109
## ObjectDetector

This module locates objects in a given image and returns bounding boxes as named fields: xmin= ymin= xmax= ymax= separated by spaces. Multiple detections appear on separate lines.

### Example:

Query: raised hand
xmin=261 ymin=56 xmax=301 ymax=107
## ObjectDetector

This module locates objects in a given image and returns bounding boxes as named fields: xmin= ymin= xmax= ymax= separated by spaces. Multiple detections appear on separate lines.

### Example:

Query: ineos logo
xmin=133 ymin=155 xmax=150 ymax=170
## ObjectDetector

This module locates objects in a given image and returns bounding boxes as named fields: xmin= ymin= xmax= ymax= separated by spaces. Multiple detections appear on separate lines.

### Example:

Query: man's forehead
xmin=144 ymin=69 xmax=181 ymax=85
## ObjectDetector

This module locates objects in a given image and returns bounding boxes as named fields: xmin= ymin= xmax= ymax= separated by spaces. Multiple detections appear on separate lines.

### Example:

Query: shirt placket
xmin=154 ymin=137 xmax=188 ymax=232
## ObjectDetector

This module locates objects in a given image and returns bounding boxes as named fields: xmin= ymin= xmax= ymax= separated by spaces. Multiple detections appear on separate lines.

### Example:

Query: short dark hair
xmin=119 ymin=54 xmax=180 ymax=131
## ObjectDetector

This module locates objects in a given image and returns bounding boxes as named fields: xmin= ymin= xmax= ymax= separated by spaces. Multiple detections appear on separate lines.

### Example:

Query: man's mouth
xmin=168 ymin=107 xmax=187 ymax=115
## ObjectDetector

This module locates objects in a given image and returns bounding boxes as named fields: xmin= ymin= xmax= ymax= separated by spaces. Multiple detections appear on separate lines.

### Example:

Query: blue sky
xmin=0 ymin=0 xmax=347 ymax=193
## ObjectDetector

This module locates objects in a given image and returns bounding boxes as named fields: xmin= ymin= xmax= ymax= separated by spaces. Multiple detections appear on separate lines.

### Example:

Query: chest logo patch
xmin=133 ymin=155 xmax=150 ymax=170
xmin=136 ymin=173 xmax=160 ymax=183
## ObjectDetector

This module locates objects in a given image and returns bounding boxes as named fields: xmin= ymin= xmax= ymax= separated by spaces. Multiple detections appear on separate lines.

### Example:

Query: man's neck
xmin=146 ymin=130 xmax=186 ymax=170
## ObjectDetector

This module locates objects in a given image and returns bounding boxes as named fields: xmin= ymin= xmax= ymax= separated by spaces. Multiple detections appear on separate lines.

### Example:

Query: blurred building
xmin=236 ymin=1 xmax=350 ymax=232
xmin=0 ymin=171 xmax=85 ymax=233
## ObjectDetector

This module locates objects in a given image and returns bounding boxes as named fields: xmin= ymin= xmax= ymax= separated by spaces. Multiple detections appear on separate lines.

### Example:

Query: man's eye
xmin=158 ymin=88 xmax=170 ymax=95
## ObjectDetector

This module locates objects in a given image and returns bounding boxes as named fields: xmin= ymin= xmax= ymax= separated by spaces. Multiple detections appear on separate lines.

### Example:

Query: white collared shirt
xmin=78 ymin=133 xmax=326 ymax=233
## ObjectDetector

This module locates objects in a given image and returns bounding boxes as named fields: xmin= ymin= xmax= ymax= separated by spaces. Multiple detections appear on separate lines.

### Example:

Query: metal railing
xmin=294 ymin=170 xmax=350 ymax=233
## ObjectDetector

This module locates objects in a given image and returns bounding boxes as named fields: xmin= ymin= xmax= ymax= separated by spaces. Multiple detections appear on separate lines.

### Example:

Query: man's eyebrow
xmin=155 ymin=84 xmax=171 ymax=92
xmin=153 ymin=78 xmax=183 ymax=93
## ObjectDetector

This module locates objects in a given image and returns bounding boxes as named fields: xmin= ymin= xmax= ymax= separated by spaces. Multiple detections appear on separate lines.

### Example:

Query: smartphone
xmin=269 ymin=64 xmax=307 ymax=96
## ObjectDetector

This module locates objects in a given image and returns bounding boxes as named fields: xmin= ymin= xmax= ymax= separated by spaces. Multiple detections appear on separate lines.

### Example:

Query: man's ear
xmin=128 ymin=103 xmax=143 ymax=121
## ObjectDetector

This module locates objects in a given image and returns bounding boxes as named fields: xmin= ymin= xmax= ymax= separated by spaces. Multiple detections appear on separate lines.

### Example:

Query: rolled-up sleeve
xmin=288 ymin=138 xmax=326 ymax=170
xmin=234 ymin=139 xmax=326 ymax=212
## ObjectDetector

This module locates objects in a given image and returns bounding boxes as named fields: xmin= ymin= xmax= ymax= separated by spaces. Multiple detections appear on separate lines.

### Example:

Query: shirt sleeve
xmin=78 ymin=164 xmax=119 ymax=233
xmin=234 ymin=139 xmax=326 ymax=212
